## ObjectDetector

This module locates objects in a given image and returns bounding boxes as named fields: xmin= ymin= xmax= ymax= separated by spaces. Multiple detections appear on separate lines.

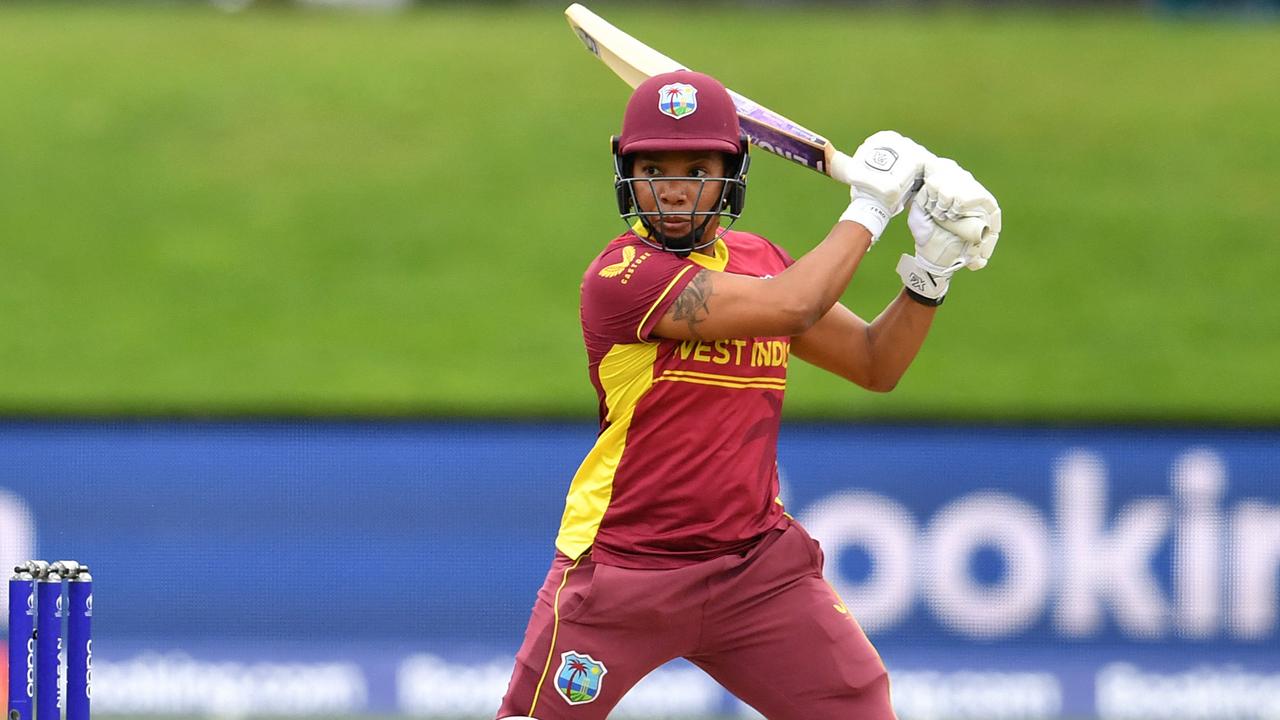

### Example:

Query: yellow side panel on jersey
xmin=555 ymin=342 xmax=659 ymax=559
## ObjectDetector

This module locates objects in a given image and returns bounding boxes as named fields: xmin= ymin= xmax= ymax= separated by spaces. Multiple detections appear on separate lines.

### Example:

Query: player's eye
xmin=640 ymin=165 xmax=663 ymax=177
xmin=689 ymin=167 xmax=709 ymax=178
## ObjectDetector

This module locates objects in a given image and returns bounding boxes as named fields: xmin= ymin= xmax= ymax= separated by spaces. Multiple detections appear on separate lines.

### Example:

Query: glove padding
xmin=916 ymin=157 xmax=1001 ymax=270
xmin=898 ymin=158 xmax=1001 ymax=303
xmin=832 ymin=130 xmax=934 ymax=244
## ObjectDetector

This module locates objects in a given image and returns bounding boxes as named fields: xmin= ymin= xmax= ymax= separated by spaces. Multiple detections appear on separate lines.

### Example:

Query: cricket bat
xmin=565 ymin=3 xmax=997 ymax=244
xmin=564 ymin=3 xmax=857 ymax=184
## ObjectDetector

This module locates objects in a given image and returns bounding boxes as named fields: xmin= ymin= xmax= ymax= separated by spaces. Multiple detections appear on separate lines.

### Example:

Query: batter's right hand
xmin=833 ymin=130 xmax=933 ymax=244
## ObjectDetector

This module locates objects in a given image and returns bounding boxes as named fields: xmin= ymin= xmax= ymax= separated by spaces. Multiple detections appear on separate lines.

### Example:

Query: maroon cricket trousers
xmin=498 ymin=519 xmax=895 ymax=720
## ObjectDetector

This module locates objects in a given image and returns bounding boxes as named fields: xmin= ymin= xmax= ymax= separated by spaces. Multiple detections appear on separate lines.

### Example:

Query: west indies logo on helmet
xmin=612 ymin=70 xmax=750 ymax=257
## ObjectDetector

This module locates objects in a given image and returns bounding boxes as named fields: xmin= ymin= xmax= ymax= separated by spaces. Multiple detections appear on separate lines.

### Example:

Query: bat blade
xmin=564 ymin=3 xmax=683 ymax=88
xmin=564 ymin=3 xmax=844 ymax=179
xmin=727 ymin=90 xmax=836 ymax=175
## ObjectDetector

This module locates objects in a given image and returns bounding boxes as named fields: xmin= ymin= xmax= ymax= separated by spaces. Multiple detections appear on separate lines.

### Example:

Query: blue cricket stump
xmin=64 ymin=565 xmax=93 ymax=720
xmin=7 ymin=564 xmax=37 ymax=720
xmin=6 ymin=560 xmax=91 ymax=720
xmin=35 ymin=569 xmax=62 ymax=720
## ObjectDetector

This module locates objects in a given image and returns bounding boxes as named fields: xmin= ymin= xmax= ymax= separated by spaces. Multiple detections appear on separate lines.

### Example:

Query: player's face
xmin=631 ymin=150 xmax=727 ymax=243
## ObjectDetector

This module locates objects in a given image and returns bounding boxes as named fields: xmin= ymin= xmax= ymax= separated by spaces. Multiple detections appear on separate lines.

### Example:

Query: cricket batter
xmin=498 ymin=70 xmax=1001 ymax=720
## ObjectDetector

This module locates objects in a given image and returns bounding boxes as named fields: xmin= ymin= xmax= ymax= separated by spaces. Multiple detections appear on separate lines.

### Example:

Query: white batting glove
xmin=918 ymin=157 xmax=1001 ymax=270
xmin=831 ymin=131 xmax=933 ymax=244
xmin=899 ymin=203 xmax=963 ymax=303
xmin=898 ymin=159 xmax=1001 ymax=304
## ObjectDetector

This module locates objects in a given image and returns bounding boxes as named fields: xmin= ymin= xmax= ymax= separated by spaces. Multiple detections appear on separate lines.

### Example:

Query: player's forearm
xmin=764 ymin=130 xmax=932 ymax=334
xmin=863 ymin=290 xmax=938 ymax=391
xmin=767 ymin=220 xmax=872 ymax=331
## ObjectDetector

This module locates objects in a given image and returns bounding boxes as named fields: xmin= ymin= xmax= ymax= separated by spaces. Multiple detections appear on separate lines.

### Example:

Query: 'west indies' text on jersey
xmin=557 ymin=229 xmax=796 ymax=569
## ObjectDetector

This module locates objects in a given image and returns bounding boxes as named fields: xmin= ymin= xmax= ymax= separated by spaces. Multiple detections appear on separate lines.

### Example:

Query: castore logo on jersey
xmin=598 ymin=246 xmax=651 ymax=285
xmin=597 ymin=245 xmax=636 ymax=278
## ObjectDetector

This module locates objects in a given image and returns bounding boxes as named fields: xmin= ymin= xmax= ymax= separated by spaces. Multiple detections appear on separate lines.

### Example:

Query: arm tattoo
xmin=672 ymin=269 xmax=713 ymax=342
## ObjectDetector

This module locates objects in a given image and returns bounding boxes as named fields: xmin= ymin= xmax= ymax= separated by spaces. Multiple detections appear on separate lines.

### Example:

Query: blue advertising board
xmin=0 ymin=421 xmax=1277 ymax=718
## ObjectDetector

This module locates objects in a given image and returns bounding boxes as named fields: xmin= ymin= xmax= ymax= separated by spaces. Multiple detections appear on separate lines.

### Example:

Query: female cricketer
xmin=497 ymin=69 xmax=1001 ymax=720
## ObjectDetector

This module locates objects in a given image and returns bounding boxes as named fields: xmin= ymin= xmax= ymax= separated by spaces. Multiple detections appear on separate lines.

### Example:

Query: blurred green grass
xmin=0 ymin=3 xmax=1276 ymax=421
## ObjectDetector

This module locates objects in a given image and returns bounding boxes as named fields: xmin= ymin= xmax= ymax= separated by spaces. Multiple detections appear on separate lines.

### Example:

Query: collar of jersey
xmin=629 ymin=221 xmax=729 ymax=273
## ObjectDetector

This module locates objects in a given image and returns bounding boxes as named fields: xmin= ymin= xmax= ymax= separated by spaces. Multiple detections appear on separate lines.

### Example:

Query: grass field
xmin=0 ymin=3 xmax=1277 ymax=421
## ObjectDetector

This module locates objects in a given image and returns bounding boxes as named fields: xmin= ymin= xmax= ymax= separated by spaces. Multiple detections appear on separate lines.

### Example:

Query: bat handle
xmin=827 ymin=147 xmax=926 ymax=194
xmin=825 ymin=146 xmax=852 ymax=184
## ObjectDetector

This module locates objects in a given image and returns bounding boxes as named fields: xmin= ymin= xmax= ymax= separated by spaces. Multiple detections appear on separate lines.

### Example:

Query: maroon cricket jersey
xmin=555 ymin=228 xmax=796 ymax=569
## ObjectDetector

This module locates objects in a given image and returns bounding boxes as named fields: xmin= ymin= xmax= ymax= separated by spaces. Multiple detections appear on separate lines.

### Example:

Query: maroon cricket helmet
xmin=618 ymin=70 xmax=743 ymax=155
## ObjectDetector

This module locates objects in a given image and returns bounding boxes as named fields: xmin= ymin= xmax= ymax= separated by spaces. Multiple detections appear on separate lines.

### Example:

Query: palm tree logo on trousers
xmin=555 ymin=650 xmax=609 ymax=705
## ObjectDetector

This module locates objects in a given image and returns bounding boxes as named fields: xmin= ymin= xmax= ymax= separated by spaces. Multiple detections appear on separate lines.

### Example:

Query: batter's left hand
xmin=896 ymin=203 xmax=961 ymax=304
xmin=897 ymin=160 xmax=1001 ymax=304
